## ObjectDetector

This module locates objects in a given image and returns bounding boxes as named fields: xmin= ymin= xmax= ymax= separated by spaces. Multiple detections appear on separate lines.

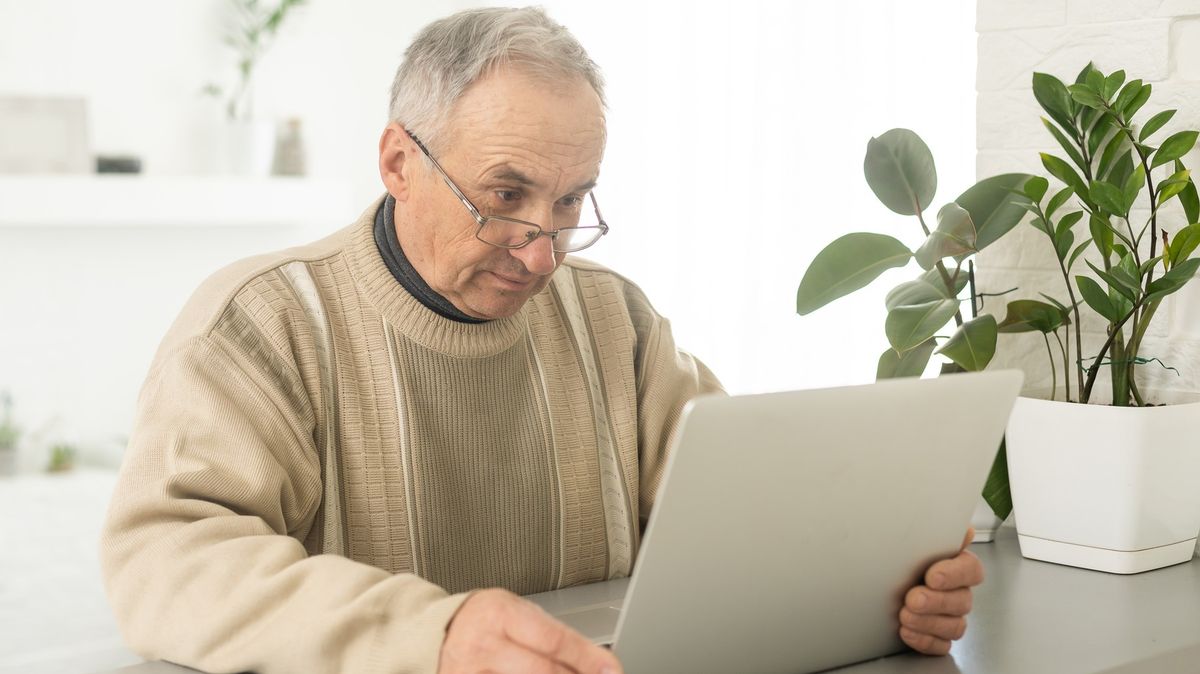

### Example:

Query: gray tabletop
xmin=101 ymin=526 xmax=1200 ymax=674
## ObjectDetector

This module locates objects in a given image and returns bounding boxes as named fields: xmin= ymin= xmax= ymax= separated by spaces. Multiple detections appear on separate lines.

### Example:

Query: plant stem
xmin=1053 ymin=329 xmax=1072 ymax=402
xmin=1042 ymin=332 xmax=1057 ymax=401
xmin=1082 ymin=301 xmax=1141 ymax=403
xmin=916 ymin=208 xmax=965 ymax=328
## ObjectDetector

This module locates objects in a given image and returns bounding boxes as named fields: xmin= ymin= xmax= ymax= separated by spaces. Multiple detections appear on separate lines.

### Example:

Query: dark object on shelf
xmin=96 ymin=155 xmax=142 ymax=174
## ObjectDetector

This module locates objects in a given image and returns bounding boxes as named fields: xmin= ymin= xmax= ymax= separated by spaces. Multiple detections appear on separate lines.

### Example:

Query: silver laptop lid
xmin=611 ymin=370 xmax=1022 ymax=674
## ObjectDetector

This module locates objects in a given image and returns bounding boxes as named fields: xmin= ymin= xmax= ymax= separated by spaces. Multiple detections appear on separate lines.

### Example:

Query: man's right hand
xmin=439 ymin=588 xmax=623 ymax=674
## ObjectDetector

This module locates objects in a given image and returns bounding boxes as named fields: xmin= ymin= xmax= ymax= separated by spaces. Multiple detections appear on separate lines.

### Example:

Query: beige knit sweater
xmin=100 ymin=196 xmax=723 ymax=674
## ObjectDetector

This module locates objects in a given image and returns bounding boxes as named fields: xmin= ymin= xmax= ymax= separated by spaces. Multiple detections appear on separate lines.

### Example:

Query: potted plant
xmin=201 ymin=0 xmax=306 ymax=176
xmin=795 ymin=129 xmax=1034 ymax=541
xmin=0 ymin=391 xmax=20 ymax=477
xmin=999 ymin=64 xmax=1200 ymax=574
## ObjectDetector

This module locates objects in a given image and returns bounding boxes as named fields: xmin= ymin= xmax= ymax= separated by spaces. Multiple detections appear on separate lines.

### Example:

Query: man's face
xmin=391 ymin=69 xmax=606 ymax=320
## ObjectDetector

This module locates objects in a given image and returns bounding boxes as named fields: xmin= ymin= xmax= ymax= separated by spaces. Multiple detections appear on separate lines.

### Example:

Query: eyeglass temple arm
xmin=405 ymin=130 xmax=488 ymax=225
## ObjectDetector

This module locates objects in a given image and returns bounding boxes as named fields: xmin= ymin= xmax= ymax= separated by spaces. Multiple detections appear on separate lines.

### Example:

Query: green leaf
xmin=1042 ymin=117 xmax=1088 ymax=174
xmin=1139 ymin=255 xmax=1165 ymax=275
xmin=997 ymin=299 xmax=1068 ymax=333
xmin=915 ymin=203 xmax=978 ymax=269
xmin=1169 ymin=222 xmax=1200 ymax=266
xmin=1139 ymin=109 xmax=1177 ymax=142
xmin=1087 ymin=112 xmax=1117 ymax=159
xmin=1057 ymin=209 xmax=1085 ymax=233
xmin=918 ymin=267 xmax=968 ymax=297
xmin=1076 ymin=275 xmax=1121 ymax=321
xmin=796 ymin=233 xmax=914 ymax=315
xmin=885 ymin=299 xmax=960 ymax=353
xmin=1146 ymin=257 xmax=1200 ymax=302
xmin=1055 ymin=227 xmax=1076 ymax=261
xmin=1180 ymin=167 xmax=1200 ymax=225
xmin=1124 ymin=83 xmax=1153 ymax=119
xmin=1152 ymin=130 xmax=1199 ymax=169
xmin=1076 ymin=62 xmax=1097 ymax=85
xmin=982 ymin=440 xmax=1012 ymax=521
xmin=958 ymin=173 xmax=1035 ymax=251
xmin=1046 ymin=186 xmax=1075 ymax=218
xmin=1032 ymin=72 xmax=1077 ymax=133
xmin=1108 ymin=152 xmax=1135 ymax=192
xmin=876 ymin=339 xmax=937 ymax=380
xmin=864 ymin=129 xmax=938 ymax=215
xmin=1068 ymin=83 xmax=1105 ymax=108
xmin=1112 ymin=79 xmax=1144 ymax=118
xmin=1102 ymin=70 xmax=1126 ymax=100
xmin=886 ymin=279 xmax=953 ymax=310
xmin=936 ymin=314 xmax=998 ymax=372
xmin=1041 ymin=153 xmax=1088 ymax=198
xmin=1023 ymin=176 xmax=1049 ymax=203
xmin=1068 ymin=237 xmax=1093 ymax=270
xmin=1097 ymin=132 xmax=1127 ymax=180
xmin=1085 ymin=67 xmax=1106 ymax=93
xmin=1090 ymin=180 xmax=1128 ymax=216
xmin=1122 ymin=164 xmax=1146 ymax=212
xmin=1090 ymin=214 xmax=1115 ymax=258
xmin=1158 ymin=169 xmax=1191 ymax=202
xmin=1030 ymin=215 xmax=1052 ymax=237
xmin=1087 ymin=260 xmax=1139 ymax=301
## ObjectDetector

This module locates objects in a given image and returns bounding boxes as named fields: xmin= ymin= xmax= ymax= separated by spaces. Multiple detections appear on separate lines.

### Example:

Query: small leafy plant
xmin=0 ymin=391 xmax=19 ymax=452
xmin=1020 ymin=63 xmax=1200 ymax=406
xmin=202 ymin=0 xmax=306 ymax=120
xmin=795 ymin=129 xmax=1033 ymax=518
xmin=794 ymin=63 xmax=1200 ymax=521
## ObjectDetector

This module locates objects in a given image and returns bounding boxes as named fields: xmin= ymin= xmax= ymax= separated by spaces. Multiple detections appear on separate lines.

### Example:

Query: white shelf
xmin=0 ymin=175 xmax=356 ymax=228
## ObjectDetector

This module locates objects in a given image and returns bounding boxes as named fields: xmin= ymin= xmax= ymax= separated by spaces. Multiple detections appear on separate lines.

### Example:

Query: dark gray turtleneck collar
xmin=373 ymin=194 xmax=487 ymax=324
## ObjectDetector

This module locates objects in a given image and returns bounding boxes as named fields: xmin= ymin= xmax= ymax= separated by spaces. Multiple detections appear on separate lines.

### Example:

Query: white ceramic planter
xmin=223 ymin=119 xmax=276 ymax=177
xmin=1006 ymin=396 xmax=1200 ymax=574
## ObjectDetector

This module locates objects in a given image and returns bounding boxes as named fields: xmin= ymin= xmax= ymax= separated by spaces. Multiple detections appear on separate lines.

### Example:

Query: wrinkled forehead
xmin=439 ymin=66 xmax=607 ymax=164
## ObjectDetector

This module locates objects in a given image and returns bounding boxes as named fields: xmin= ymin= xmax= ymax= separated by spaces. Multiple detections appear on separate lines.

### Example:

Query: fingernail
xmin=932 ymin=572 xmax=946 ymax=588
xmin=913 ymin=592 xmax=927 ymax=609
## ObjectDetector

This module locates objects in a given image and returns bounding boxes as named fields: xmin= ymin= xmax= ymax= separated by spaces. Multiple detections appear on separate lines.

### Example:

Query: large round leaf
xmin=863 ymin=129 xmax=938 ymax=216
xmin=885 ymin=299 xmax=959 ymax=353
xmin=797 ymin=233 xmax=913 ymax=315
xmin=876 ymin=339 xmax=936 ymax=380
xmin=935 ymin=314 xmax=998 ymax=372
xmin=915 ymin=203 xmax=978 ymax=269
xmin=997 ymin=299 xmax=1067 ymax=333
xmin=957 ymin=173 xmax=1035 ymax=251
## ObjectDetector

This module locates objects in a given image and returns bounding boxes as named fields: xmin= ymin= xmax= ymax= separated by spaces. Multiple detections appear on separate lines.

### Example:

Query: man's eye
xmin=559 ymin=195 xmax=583 ymax=209
xmin=496 ymin=190 xmax=522 ymax=202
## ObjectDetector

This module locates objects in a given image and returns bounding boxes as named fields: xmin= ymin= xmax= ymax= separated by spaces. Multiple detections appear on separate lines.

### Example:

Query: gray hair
xmin=388 ymin=6 xmax=606 ymax=153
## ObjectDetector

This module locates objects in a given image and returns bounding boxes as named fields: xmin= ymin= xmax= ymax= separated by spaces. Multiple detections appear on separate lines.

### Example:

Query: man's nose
xmin=511 ymin=233 xmax=558 ymax=276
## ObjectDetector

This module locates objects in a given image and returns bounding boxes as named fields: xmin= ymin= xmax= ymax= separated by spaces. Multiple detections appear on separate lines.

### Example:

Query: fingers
xmin=899 ymin=625 xmax=953 ymax=656
xmin=924 ymin=549 xmax=984 ymax=591
xmin=899 ymin=607 xmax=967 ymax=641
xmin=440 ymin=589 xmax=622 ymax=674
xmin=505 ymin=600 xmax=620 ymax=673
xmin=961 ymin=527 xmax=975 ymax=551
xmin=904 ymin=585 xmax=973 ymax=616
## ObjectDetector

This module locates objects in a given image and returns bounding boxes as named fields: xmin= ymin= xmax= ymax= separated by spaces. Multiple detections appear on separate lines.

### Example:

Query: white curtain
xmin=539 ymin=0 xmax=977 ymax=393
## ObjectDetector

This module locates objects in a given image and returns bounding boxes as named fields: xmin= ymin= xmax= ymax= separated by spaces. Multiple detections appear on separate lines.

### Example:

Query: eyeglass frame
xmin=406 ymin=130 xmax=610 ymax=253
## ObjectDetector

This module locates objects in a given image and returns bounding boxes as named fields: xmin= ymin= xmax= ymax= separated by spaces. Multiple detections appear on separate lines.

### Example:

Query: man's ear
xmin=379 ymin=122 xmax=415 ymax=201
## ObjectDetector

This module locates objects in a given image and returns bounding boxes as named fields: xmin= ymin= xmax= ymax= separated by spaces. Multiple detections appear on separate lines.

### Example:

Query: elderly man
xmin=101 ymin=7 xmax=983 ymax=674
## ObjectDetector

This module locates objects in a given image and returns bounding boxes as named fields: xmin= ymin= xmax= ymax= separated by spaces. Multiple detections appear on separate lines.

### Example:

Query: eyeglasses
xmin=407 ymin=131 xmax=610 ymax=253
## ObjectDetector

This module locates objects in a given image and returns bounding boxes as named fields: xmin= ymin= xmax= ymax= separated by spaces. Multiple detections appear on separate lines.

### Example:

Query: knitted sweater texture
xmin=100 ymin=196 xmax=722 ymax=673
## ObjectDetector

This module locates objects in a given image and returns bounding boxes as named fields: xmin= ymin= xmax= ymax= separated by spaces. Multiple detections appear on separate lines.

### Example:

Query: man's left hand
xmin=898 ymin=528 xmax=984 ymax=656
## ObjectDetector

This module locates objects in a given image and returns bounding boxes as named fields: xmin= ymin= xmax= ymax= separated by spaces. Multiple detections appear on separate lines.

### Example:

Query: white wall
xmin=976 ymin=0 xmax=1200 ymax=402
xmin=0 ymin=0 xmax=976 ymax=468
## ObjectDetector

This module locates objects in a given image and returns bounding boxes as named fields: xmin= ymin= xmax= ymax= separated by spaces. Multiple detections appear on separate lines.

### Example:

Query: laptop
xmin=524 ymin=370 xmax=1023 ymax=674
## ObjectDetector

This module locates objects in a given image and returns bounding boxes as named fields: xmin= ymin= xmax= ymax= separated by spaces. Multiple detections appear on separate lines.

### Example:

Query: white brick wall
xmin=976 ymin=0 xmax=1200 ymax=400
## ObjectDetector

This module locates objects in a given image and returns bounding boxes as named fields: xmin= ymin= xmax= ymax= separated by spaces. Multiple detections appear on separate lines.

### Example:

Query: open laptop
xmin=524 ymin=370 xmax=1023 ymax=674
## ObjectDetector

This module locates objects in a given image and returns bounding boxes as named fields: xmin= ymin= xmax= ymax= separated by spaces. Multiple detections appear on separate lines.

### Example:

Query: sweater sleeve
xmin=634 ymin=312 xmax=725 ymax=531
xmin=100 ymin=335 xmax=468 ymax=674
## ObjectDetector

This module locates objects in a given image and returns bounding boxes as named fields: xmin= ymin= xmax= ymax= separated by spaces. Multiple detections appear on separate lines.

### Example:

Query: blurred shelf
xmin=0 ymin=175 xmax=355 ymax=228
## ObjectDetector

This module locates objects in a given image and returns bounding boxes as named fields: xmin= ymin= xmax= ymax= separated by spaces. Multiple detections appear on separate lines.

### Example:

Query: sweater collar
xmin=345 ymin=195 xmax=530 ymax=358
